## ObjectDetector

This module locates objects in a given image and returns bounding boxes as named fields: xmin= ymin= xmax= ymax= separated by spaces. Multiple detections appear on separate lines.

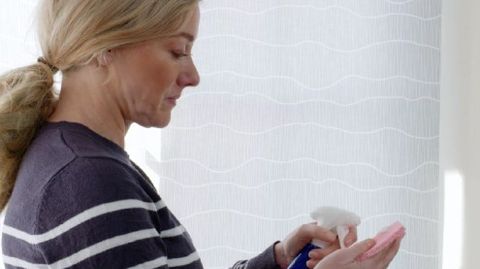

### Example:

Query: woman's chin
xmin=152 ymin=116 xmax=171 ymax=128
xmin=136 ymin=114 xmax=171 ymax=128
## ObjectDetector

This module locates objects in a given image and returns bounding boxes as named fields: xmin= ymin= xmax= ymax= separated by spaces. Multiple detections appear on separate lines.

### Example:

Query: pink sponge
xmin=358 ymin=221 xmax=406 ymax=262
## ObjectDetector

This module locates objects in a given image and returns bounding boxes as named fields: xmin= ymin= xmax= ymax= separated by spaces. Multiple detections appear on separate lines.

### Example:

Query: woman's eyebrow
xmin=169 ymin=32 xmax=195 ymax=42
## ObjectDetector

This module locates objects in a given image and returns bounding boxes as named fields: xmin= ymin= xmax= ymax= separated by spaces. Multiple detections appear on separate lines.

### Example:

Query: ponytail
xmin=0 ymin=61 xmax=58 ymax=212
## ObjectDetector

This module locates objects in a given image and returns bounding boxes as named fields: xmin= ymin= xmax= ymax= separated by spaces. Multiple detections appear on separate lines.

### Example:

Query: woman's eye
xmin=171 ymin=50 xmax=190 ymax=59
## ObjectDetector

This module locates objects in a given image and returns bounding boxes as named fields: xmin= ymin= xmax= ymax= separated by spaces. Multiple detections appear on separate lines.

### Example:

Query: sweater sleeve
xmin=230 ymin=242 xmax=281 ymax=269
xmin=33 ymin=157 xmax=201 ymax=269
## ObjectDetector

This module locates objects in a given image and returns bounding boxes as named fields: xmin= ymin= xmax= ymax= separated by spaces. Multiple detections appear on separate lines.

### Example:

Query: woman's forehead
xmin=173 ymin=5 xmax=200 ymax=41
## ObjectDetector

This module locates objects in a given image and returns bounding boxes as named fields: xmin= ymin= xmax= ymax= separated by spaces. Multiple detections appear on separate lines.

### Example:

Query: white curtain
xmin=140 ymin=1 xmax=441 ymax=268
xmin=0 ymin=1 xmax=446 ymax=269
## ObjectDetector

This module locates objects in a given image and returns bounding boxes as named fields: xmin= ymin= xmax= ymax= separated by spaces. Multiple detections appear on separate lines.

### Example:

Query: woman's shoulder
xmin=13 ymin=120 xmax=133 ymax=199
xmin=6 ymin=121 xmax=156 ymax=234
xmin=3 ymin=156 xmax=153 ymax=236
xmin=42 ymin=156 xmax=151 ymax=204
xmin=38 ymin=121 xmax=130 ymax=164
xmin=35 ymin=156 xmax=157 ymax=229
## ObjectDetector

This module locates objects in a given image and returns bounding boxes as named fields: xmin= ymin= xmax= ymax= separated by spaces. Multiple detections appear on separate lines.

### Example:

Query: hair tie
xmin=37 ymin=57 xmax=59 ymax=74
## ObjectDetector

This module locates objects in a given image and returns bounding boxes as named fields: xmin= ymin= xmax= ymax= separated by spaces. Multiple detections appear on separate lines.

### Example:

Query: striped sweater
xmin=2 ymin=121 xmax=280 ymax=269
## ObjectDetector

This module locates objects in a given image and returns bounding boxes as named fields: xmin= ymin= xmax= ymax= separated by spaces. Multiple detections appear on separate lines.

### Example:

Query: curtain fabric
xmin=146 ymin=1 xmax=442 ymax=268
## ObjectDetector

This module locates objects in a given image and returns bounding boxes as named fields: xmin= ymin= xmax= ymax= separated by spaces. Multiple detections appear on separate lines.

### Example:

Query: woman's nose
xmin=178 ymin=59 xmax=200 ymax=87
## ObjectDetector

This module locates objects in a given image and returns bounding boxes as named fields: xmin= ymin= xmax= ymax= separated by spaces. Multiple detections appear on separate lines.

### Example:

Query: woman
xmin=0 ymin=1 xmax=401 ymax=268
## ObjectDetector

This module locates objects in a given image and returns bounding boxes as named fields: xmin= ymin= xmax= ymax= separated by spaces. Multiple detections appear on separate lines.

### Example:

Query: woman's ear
xmin=97 ymin=50 xmax=113 ymax=66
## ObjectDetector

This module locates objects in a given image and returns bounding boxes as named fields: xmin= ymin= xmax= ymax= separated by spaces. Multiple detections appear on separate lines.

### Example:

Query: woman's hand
xmin=274 ymin=223 xmax=358 ymax=269
xmin=305 ymin=225 xmax=357 ymax=268
xmin=313 ymin=238 xmax=402 ymax=269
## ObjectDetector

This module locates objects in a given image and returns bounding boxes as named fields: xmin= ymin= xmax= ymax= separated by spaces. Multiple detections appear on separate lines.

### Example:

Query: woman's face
xmin=108 ymin=4 xmax=200 ymax=128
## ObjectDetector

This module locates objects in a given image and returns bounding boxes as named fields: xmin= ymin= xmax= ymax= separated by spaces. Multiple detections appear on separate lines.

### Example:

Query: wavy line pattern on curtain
xmin=150 ymin=0 xmax=441 ymax=268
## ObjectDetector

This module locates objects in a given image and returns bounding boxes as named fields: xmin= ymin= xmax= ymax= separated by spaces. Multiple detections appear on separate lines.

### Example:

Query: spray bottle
xmin=287 ymin=207 xmax=361 ymax=269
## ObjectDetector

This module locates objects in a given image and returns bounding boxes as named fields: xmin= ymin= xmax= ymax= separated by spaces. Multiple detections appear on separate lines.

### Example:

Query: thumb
xmin=342 ymin=239 xmax=375 ymax=261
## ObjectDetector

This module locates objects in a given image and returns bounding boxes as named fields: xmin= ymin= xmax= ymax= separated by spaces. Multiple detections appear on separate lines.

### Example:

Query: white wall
xmin=439 ymin=0 xmax=480 ymax=268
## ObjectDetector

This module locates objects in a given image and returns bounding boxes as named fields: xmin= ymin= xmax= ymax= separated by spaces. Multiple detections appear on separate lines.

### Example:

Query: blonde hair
xmin=0 ymin=0 xmax=199 ymax=212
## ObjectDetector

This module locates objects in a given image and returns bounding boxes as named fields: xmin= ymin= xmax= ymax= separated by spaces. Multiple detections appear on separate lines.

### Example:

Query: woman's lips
xmin=166 ymin=98 xmax=176 ymax=106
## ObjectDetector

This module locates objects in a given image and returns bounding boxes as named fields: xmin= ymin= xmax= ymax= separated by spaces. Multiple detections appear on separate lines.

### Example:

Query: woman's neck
xmin=48 ymin=67 xmax=130 ymax=149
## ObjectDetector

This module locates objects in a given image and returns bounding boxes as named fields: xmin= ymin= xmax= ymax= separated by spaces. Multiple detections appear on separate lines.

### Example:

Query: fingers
xmin=344 ymin=225 xmax=358 ymax=247
xmin=380 ymin=239 xmax=402 ymax=267
xmin=309 ymin=240 xmax=340 ymax=260
xmin=298 ymin=223 xmax=337 ymax=244
xmin=385 ymin=239 xmax=401 ymax=262
xmin=306 ymin=251 xmax=333 ymax=268
xmin=306 ymin=258 xmax=320 ymax=269
xmin=281 ymin=223 xmax=337 ymax=262
xmin=362 ymin=237 xmax=402 ymax=268
xmin=344 ymin=239 xmax=376 ymax=261
xmin=306 ymin=238 xmax=342 ymax=268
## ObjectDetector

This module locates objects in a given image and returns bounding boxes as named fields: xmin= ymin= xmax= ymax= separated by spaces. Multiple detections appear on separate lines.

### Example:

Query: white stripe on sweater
xmin=5 ymin=228 xmax=161 ymax=269
xmin=127 ymin=256 xmax=168 ymax=269
xmin=2 ymin=199 xmax=166 ymax=244
xmin=160 ymin=225 xmax=185 ymax=238
xmin=127 ymin=252 xmax=201 ymax=269
xmin=168 ymin=252 xmax=201 ymax=267
xmin=2 ymin=255 xmax=49 ymax=269
xmin=3 ymin=228 xmax=198 ymax=269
